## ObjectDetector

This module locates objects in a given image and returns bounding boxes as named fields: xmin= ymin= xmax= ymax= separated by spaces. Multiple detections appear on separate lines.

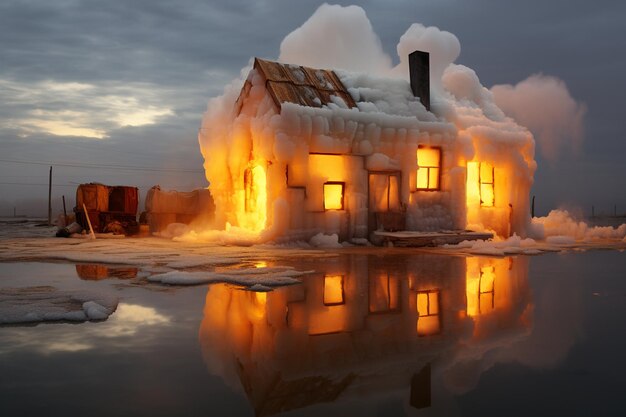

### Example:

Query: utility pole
xmin=48 ymin=166 xmax=52 ymax=225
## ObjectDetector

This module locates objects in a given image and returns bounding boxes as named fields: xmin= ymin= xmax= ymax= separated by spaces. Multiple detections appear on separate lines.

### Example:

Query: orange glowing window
xmin=479 ymin=163 xmax=495 ymax=207
xmin=416 ymin=147 xmax=441 ymax=190
xmin=478 ymin=266 xmax=495 ymax=314
xmin=369 ymin=273 xmax=401 ymax=313
xmin=417 ymin=290 xmax=441 ymax=336
xmin=323 ymin=182 xmax=344 ymax=210
xmin=323 ymin=275 xmax=345 ymax=306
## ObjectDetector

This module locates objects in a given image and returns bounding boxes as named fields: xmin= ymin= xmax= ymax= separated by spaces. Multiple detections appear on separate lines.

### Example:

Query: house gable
xmin=236 ymin=58 xmax=357 ymax=115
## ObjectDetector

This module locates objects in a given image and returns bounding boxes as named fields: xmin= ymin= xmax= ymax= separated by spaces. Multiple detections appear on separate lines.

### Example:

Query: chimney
xmin=409 ymin=50 xmax=430 ymax=111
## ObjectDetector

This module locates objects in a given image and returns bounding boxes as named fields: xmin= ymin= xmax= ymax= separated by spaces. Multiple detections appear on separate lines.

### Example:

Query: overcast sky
xmin=1 ymin=0 xmax=625 ymax=217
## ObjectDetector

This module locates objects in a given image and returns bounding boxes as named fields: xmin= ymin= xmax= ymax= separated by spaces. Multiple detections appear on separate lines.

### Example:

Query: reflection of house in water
xmin=198 ymin=254 xmax=530 ymax=416
xmin=75 ymin=264 xmax=138 ymax=280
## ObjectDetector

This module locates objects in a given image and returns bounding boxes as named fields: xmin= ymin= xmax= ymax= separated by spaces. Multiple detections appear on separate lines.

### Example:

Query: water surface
xmin=1 ymin=251 xmax=624 ymax=416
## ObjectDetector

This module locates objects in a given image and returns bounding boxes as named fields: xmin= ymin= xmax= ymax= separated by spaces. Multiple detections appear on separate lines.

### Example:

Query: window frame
xmin=478 ymin=267 xmax=495 ymax=314
xmin=323 ymin=181 xmax=345 ymax=211
xmin=479 ymin=162 xmax=495 ymax=207
xmin=416 ymin=146 xmax=442 ymax=191
xmin=416 ymin=289 xmax=442 ymax=337
xmin=323 ymin=274 xmax=346 ymax=306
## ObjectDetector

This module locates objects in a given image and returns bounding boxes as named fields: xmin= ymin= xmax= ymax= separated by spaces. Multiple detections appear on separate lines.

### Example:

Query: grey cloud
xmin=1 ymin=0 xmax=625 ymax=216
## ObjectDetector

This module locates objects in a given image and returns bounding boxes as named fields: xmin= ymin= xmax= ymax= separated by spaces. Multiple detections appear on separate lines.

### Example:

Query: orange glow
xmin=417 ymin=291 xmax=441 ymax=336
xmin=241 ymin=163 xmax=267 ymax=231
xmin=323 ymin=275 xmax=344 ymax=305
xmin=254 ymin=291 xmax=267 ymax=306
xmin=323 ymin=183 xmax=344 ymax=210
xmin=466 ymin=259 xmax=498 ymax=317
xmin=416 ymin=147 xmax=441 ymax=190
xmin=75 ymin=264 xmax=138 ymax=280
xmin=467 ymin=162 xmax=481 ymax=207
xmin=480 ymin=162 xmax=495 ymax=207
xmin=467 ymin=161 xmax=495 ymax=208
xmin=308 ymin=154 xmax=347 ymax=211
xmin=309 ymin=154 xmax=345 ymax=177
xmin=417 ymin=315 xmax=440 ymax=336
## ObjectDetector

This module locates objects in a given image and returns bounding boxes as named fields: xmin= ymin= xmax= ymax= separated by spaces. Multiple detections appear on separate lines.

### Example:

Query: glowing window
xmin=479 ymin=163 xmax=495 ymax=207
xmin=416 ymin=147 xmax=441 ymax=190
xmin=323 ymin=182 xmax=344 ymax=210
xmin=323 ymin=275 xmax=344 ymax=306
xmin=417 ymin=290 xmax=441 ymax=336
xmin=478 ymin=266 xmax=495 ymax=314
xmin=369 ymin=273 xmax=401 ymax=314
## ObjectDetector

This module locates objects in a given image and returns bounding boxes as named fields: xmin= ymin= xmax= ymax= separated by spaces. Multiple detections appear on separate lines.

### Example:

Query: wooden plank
xmin=374 ymin=230 xmax=493 ymax=247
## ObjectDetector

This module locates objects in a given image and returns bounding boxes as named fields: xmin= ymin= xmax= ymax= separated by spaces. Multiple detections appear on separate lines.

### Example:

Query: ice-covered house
xmin=199 ymin=50 xmax=535 ymax=242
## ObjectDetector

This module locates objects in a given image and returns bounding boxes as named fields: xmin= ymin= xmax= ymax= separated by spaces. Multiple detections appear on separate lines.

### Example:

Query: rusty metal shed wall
xmin=252 ymin=58 xmax=357 ymax=112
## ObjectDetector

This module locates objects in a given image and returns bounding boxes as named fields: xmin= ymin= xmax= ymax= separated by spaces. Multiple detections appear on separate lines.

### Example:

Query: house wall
xmin=269 ymin=102 xmax=465 ymax=240
xmin=465 ymin=133 xmax=535 ymax=237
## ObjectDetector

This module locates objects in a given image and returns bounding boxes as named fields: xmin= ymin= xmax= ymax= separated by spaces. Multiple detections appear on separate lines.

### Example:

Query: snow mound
xmin=531 ymin=209 xmax=626 ymax=241
xmin=147 ymin=266 xmax=313 ymax=287
xmin=443 ymin=234 xmax=544 ymax=256
xmin=309 ymin=233 xmax=342 ymax=248
xmin=546 ymin=235 xmax=576 ymax=245
xmin=0 ymin=286 xmax=118 ymax=324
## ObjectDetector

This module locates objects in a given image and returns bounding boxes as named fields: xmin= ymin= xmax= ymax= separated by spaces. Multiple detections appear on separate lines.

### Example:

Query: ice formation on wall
xmin=197 ymin=4 xmax=594 ymax=244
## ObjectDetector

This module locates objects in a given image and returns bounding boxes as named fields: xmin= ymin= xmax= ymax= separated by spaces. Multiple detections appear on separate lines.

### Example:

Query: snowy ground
xmin=0 ymin=220 xmax=327 ymax=324
xmin=1 ymin=219 xmax=624 ymax=325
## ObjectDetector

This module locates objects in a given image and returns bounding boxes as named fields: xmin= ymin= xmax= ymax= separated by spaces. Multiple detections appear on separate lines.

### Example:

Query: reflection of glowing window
xmin=478 ymin=266 xmax=495 ymax=314
xmin=323 ymin=275 xmax=344 ymax=306
xmin=416 ymin=147 xmax=441 ymax=190
xmin=479 ymin=163 xmax=495 ymax=207
xmin=417 ymin=290 xmax=441 ymax=336
xmin=323 ymin=182 xmax=344 ymax=210
xmin=369 ymin=273 xmax=400 ymax=313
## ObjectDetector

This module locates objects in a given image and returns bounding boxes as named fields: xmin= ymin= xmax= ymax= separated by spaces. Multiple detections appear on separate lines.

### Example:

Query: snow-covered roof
xmin=236 ymin=57 xmax=439 ymax=127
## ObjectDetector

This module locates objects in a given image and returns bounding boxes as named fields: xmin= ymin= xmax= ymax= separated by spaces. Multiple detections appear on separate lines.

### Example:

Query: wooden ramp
xmin=374 ymin=230 xmax=493 ymax=247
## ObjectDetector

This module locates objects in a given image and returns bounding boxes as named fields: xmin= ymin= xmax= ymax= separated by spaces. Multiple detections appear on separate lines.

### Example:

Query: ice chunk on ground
xmin=309 ymin=233 xmax=342 ymax=248
xmin=0 ymin=286 xmax=118 ymax=324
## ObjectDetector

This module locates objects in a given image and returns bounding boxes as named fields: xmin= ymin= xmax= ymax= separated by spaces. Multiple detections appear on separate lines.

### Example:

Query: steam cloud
xmin=280 ymin=3 xmax=585 ymax=162
xmin=491 ymin=75 xmax=586 ymax=161
xmin=279 ymin=4 xmax=391 ymax=74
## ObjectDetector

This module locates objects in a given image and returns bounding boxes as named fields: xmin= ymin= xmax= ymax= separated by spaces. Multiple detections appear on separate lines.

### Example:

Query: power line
xmin=0 ymin=182 xmax=204 ymax=188
xmin=0 ymin=182 xmax=75 ymax=187
xmin=0 ymin=158 xmax=204 ymax=173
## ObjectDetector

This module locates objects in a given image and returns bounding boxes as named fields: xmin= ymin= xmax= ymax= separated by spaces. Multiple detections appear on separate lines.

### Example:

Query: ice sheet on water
xmin=0 ymin=286 xmax=118 ymax=324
